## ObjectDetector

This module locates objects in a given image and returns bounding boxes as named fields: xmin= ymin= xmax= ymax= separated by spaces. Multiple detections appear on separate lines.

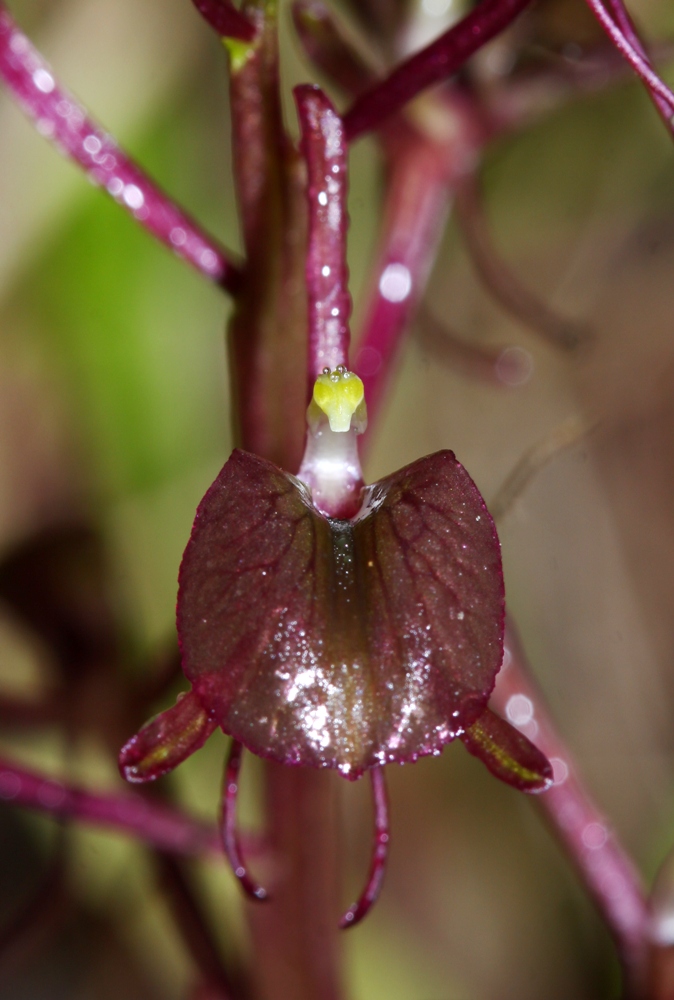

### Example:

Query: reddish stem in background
xmin=582 ymin=0 xmax=674 ymax=127
xmin=0 ymin=756 xmax=223 ymax=858
xmin=455 ymin=175 xmax=587 ymax=351
xmin=190 ymin=0 xmax=257 ymax=42
xmin=491 ymin=623 xmax=649 ymax=995
xmin=296 ymin=85 xmax=351 ymax=383
xmin=354 ymin=120 xmax=468 ymax=439
xmin=339 ymin=767 xmax=389 ymax=930
xmin=343 ymin=0 xmax=533 ymax=141
xmin=221 ymin=740 xmax=269 ymax=902
xmin=0 ymin=3 xmax=243 ymax=293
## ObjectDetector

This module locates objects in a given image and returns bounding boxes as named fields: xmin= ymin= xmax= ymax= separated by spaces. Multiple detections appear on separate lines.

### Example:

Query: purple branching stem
xmin=339 ymin=767 xmax=389 ymax=930
xmin=455 ymin=175 xmax=588 ymax=351
xmin=220 ymin=740 xmax=268 ymax=902
xmin=0 ymin=3 xmax=243 ymax=293
xmin=246 ymin=765 xmax=344 ymax=1000
xmin=0 ymin=756 xmax=223 ymax=858
xmin=355 ymin=115 xmax=476 ymax=440
xmin=296 ymin=85 xmax=351 ymax=383
xmin=581 ymin=0 xmax=674 ymax=130
xmin=190 ymin=0 xmax=257 ymax=42
xmin=491 ymin=623 xmax=649 ymax=995
xmin=342 ymin=0 xmax=533 ymax=141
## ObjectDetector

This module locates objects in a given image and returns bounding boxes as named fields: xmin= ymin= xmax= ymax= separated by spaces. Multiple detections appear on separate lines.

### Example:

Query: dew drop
xmin=83 ymin=134 xmax=102 ymax=156
xmin=33 ymin=67 xmax=54 ymax=93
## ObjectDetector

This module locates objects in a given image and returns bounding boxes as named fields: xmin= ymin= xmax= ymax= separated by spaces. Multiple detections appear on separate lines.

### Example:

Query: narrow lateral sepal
xmin=119 ymin=690 xmax=216 ymax=783
xmin=461 ymin=707 xmax=553 ymax=792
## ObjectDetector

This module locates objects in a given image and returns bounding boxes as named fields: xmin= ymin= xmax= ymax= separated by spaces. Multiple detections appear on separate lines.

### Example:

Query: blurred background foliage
xmin=1 ymin=0 xmax=674 ymax=997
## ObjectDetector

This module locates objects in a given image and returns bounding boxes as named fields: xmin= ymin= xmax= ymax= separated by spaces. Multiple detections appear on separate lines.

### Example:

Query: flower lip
xmin=176 ymin=447 xmax=505 ymax=779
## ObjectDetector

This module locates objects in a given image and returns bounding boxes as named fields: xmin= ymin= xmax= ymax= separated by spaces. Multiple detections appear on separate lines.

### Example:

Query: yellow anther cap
xmin=311 ymin=366 xmax=367 ymax=433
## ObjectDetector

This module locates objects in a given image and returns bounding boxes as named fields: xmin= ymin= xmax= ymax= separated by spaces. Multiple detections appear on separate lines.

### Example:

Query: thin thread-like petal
xmin=340 ymin=767 xmax=389 ymax=928
xmin=0 ymin=3 xmax=243 ymax=292
xmin=220 ymin=740 xmax=269 ymax=901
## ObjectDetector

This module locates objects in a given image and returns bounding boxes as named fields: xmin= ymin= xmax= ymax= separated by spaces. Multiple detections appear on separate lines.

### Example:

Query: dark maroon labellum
xmin=176 ymin=448 xmax=505 ymax=778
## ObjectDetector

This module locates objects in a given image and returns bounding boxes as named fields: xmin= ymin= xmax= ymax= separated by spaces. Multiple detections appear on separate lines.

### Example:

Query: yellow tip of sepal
xmin=309 ymin=366 xmax=367 ymax=433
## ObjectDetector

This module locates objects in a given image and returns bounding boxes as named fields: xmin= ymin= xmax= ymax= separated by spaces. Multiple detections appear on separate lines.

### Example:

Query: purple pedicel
xmin=339 ymin=767 xmax=389 ymax=929
xmin=0 ymin=3 xmax=243 ymax=293
xmin=601 ymin=0 xmax=674 ymax=132
xmin=191 ymin=0 xmax=257 ymax=42
xmin=295 ymin=85 xmax=351 ymax=381
xmin=354 ymin=124 xmax=467 ymax=438
xmin=342 ymin=0 xmax=533 ymax=141
xmin=220 ymin=740 xmax=269 ymax=901
xmin=0 ymin=755 xmax=222 ymax=857
xmin=492 ymin=624 xmax=649 ymax=989
xmin=582 ymin=0 xmax=674 ymax=125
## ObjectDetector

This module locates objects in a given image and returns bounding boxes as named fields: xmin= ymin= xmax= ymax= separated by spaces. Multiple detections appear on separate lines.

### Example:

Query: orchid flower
xmin=1 ymin=0 xmax=673 ymax=993
xmin=119 ymin=85 xmax=551 ymax=928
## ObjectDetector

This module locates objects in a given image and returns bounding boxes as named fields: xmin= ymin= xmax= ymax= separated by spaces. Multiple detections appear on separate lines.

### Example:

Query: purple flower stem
xmin=582 ymin=0 xmax=674 ymax=127
xmin=247 ymin=765 xmax=344 ymax=1000
xmin=190 ymin=0 xmax=257 ymax=42
xmin=354 ymin=120 xmax=473 ymax=440
xmin=220 ymin=739 xmax=269 ymax=902
xmin=342 ymin=0 xmax=534 ymax=141
xmin=0 ymin=3 xmax=243 ymax=294
xmin=295 ymin=85 xmax=351 ymax=382
xmin=0 ymin=756 xmax=223 ymax=858
xmin=491 ymin=623 xmax=649 ymax=996
xmin=339 ymin=767 xmax=389 ymax=930
xmin=226 ymin=3 xmax=309 ymax=472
